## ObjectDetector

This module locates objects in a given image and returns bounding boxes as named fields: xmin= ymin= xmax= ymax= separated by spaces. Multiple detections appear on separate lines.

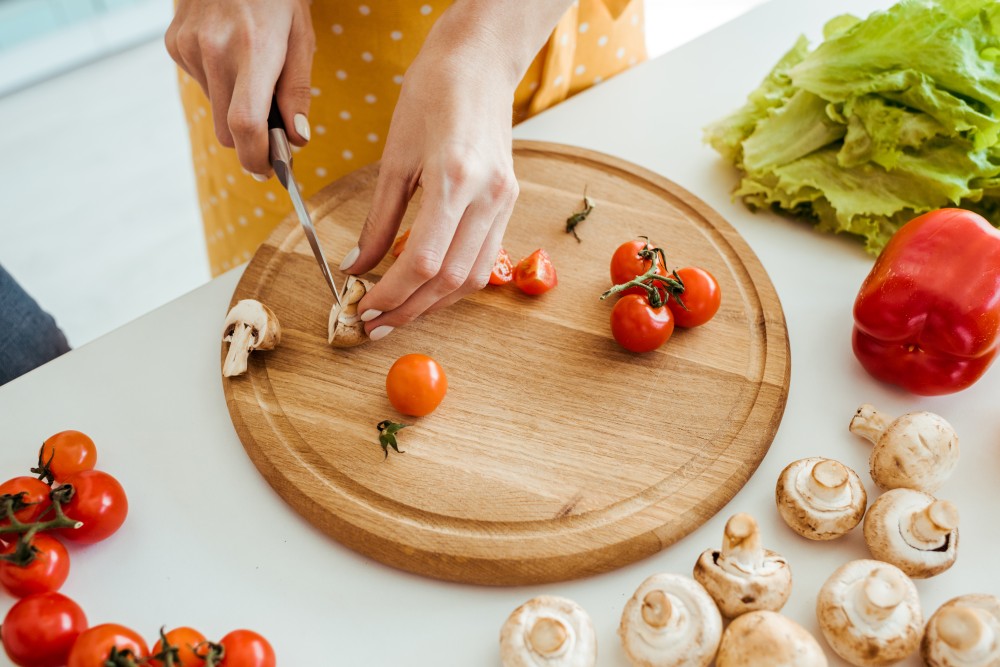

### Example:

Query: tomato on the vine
xmin=0 ymin=534 xmax=70 ymax=597
xmin=386 ymin=354 xmax=448 ymax=417
xmin=610 ymin=294 xmax=675 ymax=353
xmin=150 ymin=626 xmax=207 ymax=667
xmin=67 ymin=624 xmax=148 ymax=667
xmin=218 ymin=629 xmax=276 ymax=667
xmin=39 ymin=430 xmax=97 ymax=481
xmin=1 ymin=592 xmax=87 ymax=667
xmin=668 ymin=267 xmax=721 ymax=328
xmin=609 ymin=239 xmax=667 ymax=296
xmin=0 ymin=477 xmax=50 ymax=546
xmin=513 ymin=249 xmax=557 ymax=295
xmin=488 ymin=247 xmax=514 ymax=285
xmin=57 ymin=470 xmax=128 ymax=544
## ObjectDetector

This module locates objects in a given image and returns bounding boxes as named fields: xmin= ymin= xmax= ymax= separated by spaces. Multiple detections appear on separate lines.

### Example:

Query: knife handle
xmin=267 ymin=94 xmax=293 ymax=188
xmin=267 ymin=94 xmax=285 ymax=131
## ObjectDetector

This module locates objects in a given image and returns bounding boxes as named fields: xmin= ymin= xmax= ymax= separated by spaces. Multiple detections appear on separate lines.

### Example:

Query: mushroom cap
xmin=868 ymin=410 xmax=958 ymax=493
xmin=328 ymin=276 xmax=374 ymax=347
xmin=775 ymin=457 xmax=867 ymax=540
xmin=715 ymin=610 xmax=827 ymax=667
xmin=922 ymin=594 xmax=1000 ymax=667
xmin=817 ymin=559 xmax=922 ymax=667
xmin=618 ymin=573 xmax=722 ymax=667
xmin=693 ymin=545 xmax=791 ymax=618
xmin=500 ymin=595 xmax=596 ymax=667
xmin=223 ymin=299 xmax=281 ymax=350
xmin=863 ymin=488 xmax=959 ymax=579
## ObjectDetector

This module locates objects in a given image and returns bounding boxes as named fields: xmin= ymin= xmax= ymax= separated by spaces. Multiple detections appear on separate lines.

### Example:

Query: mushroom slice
xmin=693 ymin=512 xmax=792 ymax=618
xmin=863 ymin=488 xmax=959 ymax=579
xmin=500 ymin=595 xmax=596 ymax=667
xmin=850 ymin=404 xmax=959 ymax=493
xmin=715 ymin=610 xmax=827 ymax=667
xmin=222 ymin=299 xmax=281 ymax=377
xmin=775 ymin=457 xmax=867 ymax=540
xmin=619 ymin=573 xmax=722 ymax=667
xmin=328 ymin=276 xmax=374 ymax=347
xmin=817 ymin=559 xmax=922 ymax=667
xmin=922 ymin=594 xmax=1000 ymax=667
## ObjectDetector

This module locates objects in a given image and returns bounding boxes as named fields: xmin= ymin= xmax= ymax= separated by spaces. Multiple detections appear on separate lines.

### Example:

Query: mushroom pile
xmin=500 ymin=596 xmax=597 ymax=667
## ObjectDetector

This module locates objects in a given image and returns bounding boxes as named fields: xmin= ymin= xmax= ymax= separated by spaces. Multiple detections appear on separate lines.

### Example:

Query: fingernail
xmin=360 ymin=309 xmax=382 ymax=322
xmin=369 ymin=325 xmax=394 ymax=341
xmin=339 ymin=245 xmax=360 ymax=271
xmin=252 ymin=173 xmax=268 ymax=182
xmin=294 ymin=113 xmax=311 ymax=141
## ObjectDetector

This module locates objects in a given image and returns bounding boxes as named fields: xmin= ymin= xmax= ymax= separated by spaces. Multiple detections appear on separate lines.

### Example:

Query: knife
xmin=267 ymin=96 xmax=343 ymax=308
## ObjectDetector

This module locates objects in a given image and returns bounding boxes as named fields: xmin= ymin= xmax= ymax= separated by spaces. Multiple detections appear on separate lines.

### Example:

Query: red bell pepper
xmin=852 ymin=208 xmax=1000 ymax=395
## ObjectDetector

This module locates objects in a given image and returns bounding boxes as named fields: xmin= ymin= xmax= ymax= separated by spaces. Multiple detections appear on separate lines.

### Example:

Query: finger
xmin=170 ymin=25 xmax=209 ymax=96
xmin=341 ymin=163 xmax=416 ymax=274
xmin=228 ymin=55 xmax=285 ymax=176
xmin=276 ymin=6 xmax=315 ymax=146
xmin=203 ymin=57 xmax=236 ymax=148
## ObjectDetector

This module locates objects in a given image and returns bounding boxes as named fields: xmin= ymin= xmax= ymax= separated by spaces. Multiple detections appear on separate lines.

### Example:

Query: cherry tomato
xmin=386 ymin=354 xmax=448 ymax=417
xmin=488 ymin=247 xmax=514 ymax=285
xmin=1 ymin=592 xmax=87 ymax=667
xmin=39 ymin=430 xmax=97 ymax=481
xmin=0 ymin=534 xmax=70 ymax=597
xmin=610 ymin=293 xmax=675 ymax=353
xmin=68 ymin=624 xmax=148 ymax=667
xmin=513 ymin=249 xmax=557 ymax=295
xmin=391 ymin=229 xmax=410 ymax=257
xmin=218 ymin=630 xmax=276 ymax=667
xmin=150 ymin=626 xmax=207 ymax=667
xmin=57 ymin=470 xmax=128 ymax=544
xmin=609 ymin=239 xmax=667 ymax=296
xmin=668 ymin=267 xmax=721 ymax=328
xmin=0 ymin=476 xmax=51 ymax=537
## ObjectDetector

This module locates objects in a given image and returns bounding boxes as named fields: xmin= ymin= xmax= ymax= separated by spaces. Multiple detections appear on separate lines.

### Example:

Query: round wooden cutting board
xmin=223 ymin=141 xmax=789 ymax=586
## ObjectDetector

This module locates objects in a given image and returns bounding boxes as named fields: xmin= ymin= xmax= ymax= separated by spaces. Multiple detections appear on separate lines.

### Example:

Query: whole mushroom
xmin=849 ymin=404 xmax=959 ymax=493
xmin=693 ymin=513 xmax=792 ymax=618
xmin=922 ymin=594 xmax=1000 ymax=667
xmin=618 ymin=573 xmax=722 ymax=667
xmin=222 ymin=299 xmax=281 ymax=377
xmin=775 ymin=457 xmax=867 ymax=540
xmin=863 ymin=488 xmax=959 ymax=578
xmin=715 ymin=610 xmax=827 ymax=667
xmin=329 ymin=276 xmax=375 ymax=347
xmin=817 ymin=559 xmax=922 ymax=667
xmin=500 ymin=595 xmax=596 ymax=667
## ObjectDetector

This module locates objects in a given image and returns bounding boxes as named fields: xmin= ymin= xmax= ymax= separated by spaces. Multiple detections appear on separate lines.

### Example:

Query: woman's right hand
xmin=165 ymin=0 xmax=315 ymax=178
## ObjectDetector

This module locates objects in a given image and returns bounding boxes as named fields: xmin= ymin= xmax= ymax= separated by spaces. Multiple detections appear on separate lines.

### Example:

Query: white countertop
xmin=3 ymin=1 xmax=998 ymax=665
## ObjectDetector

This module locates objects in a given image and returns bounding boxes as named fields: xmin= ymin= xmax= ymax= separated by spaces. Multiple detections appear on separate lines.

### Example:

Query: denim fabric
xmin=0 ymin=264 xmax=70 ymax=385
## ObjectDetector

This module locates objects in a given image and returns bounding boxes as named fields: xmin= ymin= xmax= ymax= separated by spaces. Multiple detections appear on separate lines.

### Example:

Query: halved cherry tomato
xmin=0 ymin=534 xmax=70 ymax=597
xmin=513 ymin=249 xmax=557 ymax=295
xmin=0 ymin=476 xmax=51 ymax=536
xmin=218 ymin=629 xmax=276 ymax=667
xmin=386 ymin=353 xmax=448 ymax=417
xmin=68 ymin=624 xmax=148 ymax=667
xmin=150 ymin=626 xmax=207 ymax=667
xmin=488 ymin=247 xmax=514 ymax=285
xmin=1 ymin=592 xmax=87 ymax=667
xmin=57 ymin=470 xmax=128 ymax=544
xmin=668 ymin=267 xmax=721 ymax=328
xmin=39 ymin=430 xmax=97 ymax=481
xmin=610 ymin=293 xmax=675 ymax=353
xmin=391 ymin=229 xmax=410 ymax=257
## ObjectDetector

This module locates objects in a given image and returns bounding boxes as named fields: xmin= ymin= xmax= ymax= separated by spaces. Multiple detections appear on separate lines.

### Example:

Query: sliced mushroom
xmin=922 ymin=594 xmax=1000 ymax=667
xmin=775 ymin=457 xmax=867 ymax=540
xmin=849 ymin=404 xmax=959 ymax=493
xmin=716 ymin=610 xmax=827 ymax=667
xmin=693 ymin=513 xmax=792 ymax=618
xmin=863 ymin=488 xmax=959 ymax=578
xmin=222 ymin=299 xmax=281 ymax=377
xmin=618 ymin=573 xmax=722 ymax=667
xmin=500 ymin=595 xmax=596 ymax=667
xmin=328 ymin=276 xmax=374 ymax=347
xmin=817 ymin=559 xmax=922 ymax=667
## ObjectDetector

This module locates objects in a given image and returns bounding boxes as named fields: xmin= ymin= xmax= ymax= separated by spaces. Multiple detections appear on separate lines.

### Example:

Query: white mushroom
xmin=618 ymin=573 xmax=722 ymax=667
xmin=863 ymin=488 xmax=959 ymax=578
xmin=328 ymin=276 xmax=374 ymax=347
xmin=715 ymin=610 xmax=827 ymax=667
xmin=849 ymin=404 xmax=959 ymax=493
xmin=500 ymin=595 xmax=596 ymax=667
xmin=222 ymin=299 xmax=281 ymax=377
xmin=817 ymin=559 xmax=922 ymax=667
xmin=775 ymin=457 xmax=867 ymax=540
xmin=922 ymin=594 xmax=1000 ymax=667
xmin=692 ymin=513 xmax=792 ymax=618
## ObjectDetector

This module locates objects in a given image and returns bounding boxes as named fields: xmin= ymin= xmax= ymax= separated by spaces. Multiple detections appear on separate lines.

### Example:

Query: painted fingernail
xmin=294 ymin=113 xmax=311 ymax=141
xmin=252 ymin=173 xmax=268 ymax=182
xmin=340 ymin=245 xmax=360 ymax=271
xmin=369 ymin=325 xmax=394 ymax=341
xmin=360 ymin=309 xmax=382 ymax=322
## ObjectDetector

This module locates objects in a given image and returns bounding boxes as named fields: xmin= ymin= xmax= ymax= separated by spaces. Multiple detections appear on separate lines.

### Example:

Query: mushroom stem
xmin=905 ymin=500 xmax=958 ymax=549
xmin=223 ymin=323 xmax=255 ymax=377
xmin=808 ymin=459 xmax=851 ymax=504
xmin=641 ymin=589 xmax=673 ymax=629
xmin=856 ymin=568 xmax=907 ymax=625
xmin=938 ymin=606 xmax=992 ymax=653
xmin=849 ymin=404 xmax=890 ymax=444
xmin=528 ymin=617 xmax=568 ymax=656
xmin=720 ymin=513 xmax=764 ymax=574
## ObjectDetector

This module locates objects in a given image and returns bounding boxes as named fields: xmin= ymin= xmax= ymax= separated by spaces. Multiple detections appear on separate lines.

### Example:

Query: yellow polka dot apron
xmin=179 ymin=0 xmax=647 ymax=274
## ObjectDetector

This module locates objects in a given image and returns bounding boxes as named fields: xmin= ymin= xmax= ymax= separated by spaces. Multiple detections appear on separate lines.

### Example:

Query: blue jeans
xmin=0 ymin=264 xmax=70 ymax=385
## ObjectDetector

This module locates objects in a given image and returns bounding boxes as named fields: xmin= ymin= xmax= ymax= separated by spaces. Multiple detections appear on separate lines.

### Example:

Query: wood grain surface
xmin=222 ymin=141 xmax=790 ymax=586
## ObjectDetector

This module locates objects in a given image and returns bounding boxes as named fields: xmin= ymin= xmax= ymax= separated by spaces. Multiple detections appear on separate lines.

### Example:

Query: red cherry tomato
xmin=150 ymin=626 xmax=207 ymax=667
xmin=513 ymin=249 xmax=558 ymax=295
xmin=391 ymin=229 xmax=410 ymax=257
xmin=39 ymin=430 xmax=97 ymax=481
xmin=1 ymin=592 xmax=88 ymax=667
xmin=386 ymin=354 xmax=448 ymax=417
xmin=68 ymin=624 xmax=148 ymax=667
xmin=610 ymin=293 xmax=675 ymax=353
xmin=609 ymin=239 xmax=668 ymax=296
xmin=488 ymin=247 xmax=514 ymax=285
xmin=0 ymin=534 xmax=70 ymax=597
xmin=0 ymin=477 xmax=51 ymax=547
xmin=218 ymin=630 xmax=276 ymax=667
xmin=668 ymin=267 xmax=721 ymax=328
xmin=57 ymin=470 xmax=128 ymax=544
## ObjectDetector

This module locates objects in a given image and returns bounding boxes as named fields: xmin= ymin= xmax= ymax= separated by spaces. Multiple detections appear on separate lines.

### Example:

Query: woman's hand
xmin=165 ymin=0 xmax=314 ymax=177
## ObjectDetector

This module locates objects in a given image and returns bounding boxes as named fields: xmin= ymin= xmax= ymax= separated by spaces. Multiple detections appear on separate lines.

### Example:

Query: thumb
xmin=276 ymin=7 xmax=315 ymax=146
xmin=341 ymin=166 xmax=413 ymax=274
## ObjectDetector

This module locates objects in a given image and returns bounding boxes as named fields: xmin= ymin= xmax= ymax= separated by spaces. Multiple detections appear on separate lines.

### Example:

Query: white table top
xmin=3 ymin=1 xmax=997 ymax=665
